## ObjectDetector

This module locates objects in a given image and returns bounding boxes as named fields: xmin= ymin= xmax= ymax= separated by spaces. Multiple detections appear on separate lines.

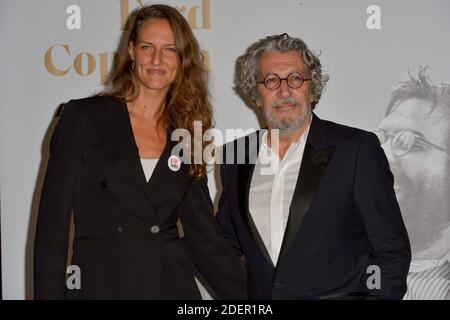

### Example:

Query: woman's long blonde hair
xmin=103 ymin=4 xmax=213 ymax=178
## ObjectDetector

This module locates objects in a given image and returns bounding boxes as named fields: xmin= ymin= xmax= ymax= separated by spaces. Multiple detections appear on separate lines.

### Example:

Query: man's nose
xmin=279 ymin=79 xmax=291 ymax=98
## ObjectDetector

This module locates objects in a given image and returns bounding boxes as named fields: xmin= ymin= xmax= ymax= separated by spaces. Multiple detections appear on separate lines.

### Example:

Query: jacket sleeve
xmin=178 ymin=175 xmax=247 ymax=300
xmin=353 ymin=132 xmax=411 ymax=299
xmin=34 ymin=100 xmax=82 ymax=299
xmin=215 ymin=163 xmax=244 ymax=258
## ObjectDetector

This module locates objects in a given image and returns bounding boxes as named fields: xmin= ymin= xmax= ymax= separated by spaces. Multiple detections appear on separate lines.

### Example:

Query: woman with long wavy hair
xmin=34 ymin=4 xmax=247 ymax=299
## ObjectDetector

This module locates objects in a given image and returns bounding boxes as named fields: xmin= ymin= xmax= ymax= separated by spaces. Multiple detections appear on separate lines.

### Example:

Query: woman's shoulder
xmin=60 ymin=95 xmax=125 ymax=127
xmin=64 ymin=95 xmax=123 ymax=115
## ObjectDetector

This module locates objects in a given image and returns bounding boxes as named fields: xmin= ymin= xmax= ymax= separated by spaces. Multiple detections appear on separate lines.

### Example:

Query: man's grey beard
xmin=263 ymin=97 xmax=312 ymax=136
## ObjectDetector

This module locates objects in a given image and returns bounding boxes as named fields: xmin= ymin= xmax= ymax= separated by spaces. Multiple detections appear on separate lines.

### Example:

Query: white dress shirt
xmin=249 ymin=122 xmax=311 ymax=265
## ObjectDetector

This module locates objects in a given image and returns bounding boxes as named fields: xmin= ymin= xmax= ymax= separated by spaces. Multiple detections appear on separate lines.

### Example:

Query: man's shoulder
xmin=318 ymin=117 xmax=378 ymax=146
xmin=320 ymin=117 xmax=368 ymax=138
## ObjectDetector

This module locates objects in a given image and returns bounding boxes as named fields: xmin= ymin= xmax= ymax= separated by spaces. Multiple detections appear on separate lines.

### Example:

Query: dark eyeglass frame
xmin=257 ymin=72 xmax=312 ymax=90
xmin=376 ymin=128 xmax=447 ymax=157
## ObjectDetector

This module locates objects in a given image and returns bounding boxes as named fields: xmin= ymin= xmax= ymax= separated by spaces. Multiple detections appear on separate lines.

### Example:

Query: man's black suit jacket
xmin=216 ymin=113 xmax=411 ymax=299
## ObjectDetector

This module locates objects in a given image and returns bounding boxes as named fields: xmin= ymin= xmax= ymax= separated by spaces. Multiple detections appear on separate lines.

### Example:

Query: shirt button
xmin=150 ymin=225 xmax=160 ymax=234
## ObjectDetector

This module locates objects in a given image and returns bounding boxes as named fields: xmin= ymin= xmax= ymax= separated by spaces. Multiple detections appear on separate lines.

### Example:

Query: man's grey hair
xmin=236 ymin=33 xmax=329 ymax=109
xmin=386 ymin=66 xmax=450 ymax=116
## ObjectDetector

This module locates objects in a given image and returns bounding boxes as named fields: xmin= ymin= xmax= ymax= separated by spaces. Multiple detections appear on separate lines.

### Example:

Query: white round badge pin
xmin=168 ymin=155 xmax=182 ymax=172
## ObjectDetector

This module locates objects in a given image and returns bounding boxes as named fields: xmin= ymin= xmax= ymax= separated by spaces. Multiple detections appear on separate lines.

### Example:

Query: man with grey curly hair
xmin=236 ymin=33 xmax=329 ymax=138
xmin=238 ymin=33 xmax=329 ymax=109
xmin=216 ymin=33 xmax=411 ymax=299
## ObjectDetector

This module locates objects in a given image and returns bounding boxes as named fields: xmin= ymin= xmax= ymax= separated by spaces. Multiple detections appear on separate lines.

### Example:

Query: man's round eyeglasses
xmin=375 ymin=129 xmax=447 ymax=157
xmin=257 ymin=72 xmax=312 ymax=90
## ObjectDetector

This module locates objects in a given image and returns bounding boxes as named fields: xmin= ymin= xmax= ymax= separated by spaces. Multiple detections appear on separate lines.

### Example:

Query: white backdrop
xmin=1 ymin=0 xmax=449 ymax=299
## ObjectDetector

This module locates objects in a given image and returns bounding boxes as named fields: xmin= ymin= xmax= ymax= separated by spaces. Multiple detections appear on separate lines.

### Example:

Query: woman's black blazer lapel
xmin=146 ymin=129 xmax=192 ymax=220
xmin=104 ymin=98 xmax=191 ymax=221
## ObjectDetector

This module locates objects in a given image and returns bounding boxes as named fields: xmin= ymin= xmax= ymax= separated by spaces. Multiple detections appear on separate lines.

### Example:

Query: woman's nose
xmin=151 ymin=49 xmax=162 ymax=66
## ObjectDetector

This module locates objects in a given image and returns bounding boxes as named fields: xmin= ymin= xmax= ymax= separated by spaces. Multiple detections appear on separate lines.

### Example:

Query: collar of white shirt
xmin=258 ymin=117 xmax=312 ymax=175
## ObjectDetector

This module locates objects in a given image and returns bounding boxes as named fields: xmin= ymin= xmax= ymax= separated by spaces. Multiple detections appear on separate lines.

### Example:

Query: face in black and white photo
xmin=377 ymin=72 xmax=450 ymax=260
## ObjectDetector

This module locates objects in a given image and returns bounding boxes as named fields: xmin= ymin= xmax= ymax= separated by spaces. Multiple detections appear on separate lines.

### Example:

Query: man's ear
xmin=255 ymin=96 xmax=262 ymax=110
xmin=311 ymin=98 xmax=318 ymax=110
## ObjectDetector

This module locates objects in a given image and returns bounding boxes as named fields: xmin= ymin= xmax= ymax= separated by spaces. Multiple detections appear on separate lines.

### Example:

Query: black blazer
xmin=34 ymin=96 xmax=247 ymax=299
xmin=216 ymin=114 xmax=411 ymax=299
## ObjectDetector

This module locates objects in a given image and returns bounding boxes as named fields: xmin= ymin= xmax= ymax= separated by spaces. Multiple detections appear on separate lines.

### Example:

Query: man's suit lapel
xmin=236 ymin=130 xmax=275 ymax=268
xmin=276 ymin=114 xmax=335 ymax=268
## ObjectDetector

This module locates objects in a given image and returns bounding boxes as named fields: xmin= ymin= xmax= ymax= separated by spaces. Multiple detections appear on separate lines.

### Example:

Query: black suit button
xmin=150 ymin=225 xmax=160 ymax=234
xmin=274 ymin=282 xmax=283 ymax=289
xmin=100 ymin=181 xmax=108 ymax=189
xmin=117 ymin=224 xmax=126 ymax=232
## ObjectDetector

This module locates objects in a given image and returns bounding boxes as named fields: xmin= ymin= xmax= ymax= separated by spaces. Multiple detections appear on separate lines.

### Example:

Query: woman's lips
xmin=147 ymin=68 xmax=167 ymax=75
